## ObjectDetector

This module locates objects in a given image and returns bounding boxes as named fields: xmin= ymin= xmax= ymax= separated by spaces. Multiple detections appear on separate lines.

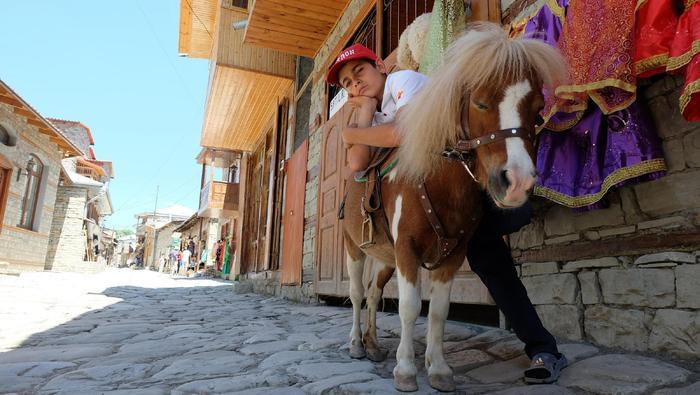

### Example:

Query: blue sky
xmin=0 ymin=1 xmax=209 ymax=230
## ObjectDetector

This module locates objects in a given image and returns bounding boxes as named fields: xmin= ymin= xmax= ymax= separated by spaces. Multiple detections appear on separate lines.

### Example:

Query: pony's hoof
xmin=349 ymin=344 xmax=366 ymax=359
xmin=366 ymin=347 xmax=387 ymax=362
xmin=429 ymin=373 xmax=456 ymax=392
xmin=394 ymin=373 xmax=418 ymax=392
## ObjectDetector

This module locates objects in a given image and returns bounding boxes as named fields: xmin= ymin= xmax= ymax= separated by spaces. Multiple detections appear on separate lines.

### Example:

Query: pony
xmin=341 ymin=22 xmax=567 ymax=392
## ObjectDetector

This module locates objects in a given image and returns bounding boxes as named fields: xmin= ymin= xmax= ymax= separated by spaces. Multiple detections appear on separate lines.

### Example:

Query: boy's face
xmin=337 ymin=59 xmax=387 ymax=100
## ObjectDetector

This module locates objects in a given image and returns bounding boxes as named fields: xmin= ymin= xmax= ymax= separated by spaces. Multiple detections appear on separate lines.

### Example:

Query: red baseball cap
xmin=326 ymin=43 xmax=379 ymax=86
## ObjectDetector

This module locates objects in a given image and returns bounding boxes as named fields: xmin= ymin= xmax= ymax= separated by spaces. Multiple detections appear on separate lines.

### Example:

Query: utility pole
xmin=150 ymin=185 xmax=159 ymax=269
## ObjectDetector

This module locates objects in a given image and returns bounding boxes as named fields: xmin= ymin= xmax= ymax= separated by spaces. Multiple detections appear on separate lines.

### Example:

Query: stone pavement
xmin=0 ymin=269 xmax=698 ymax=395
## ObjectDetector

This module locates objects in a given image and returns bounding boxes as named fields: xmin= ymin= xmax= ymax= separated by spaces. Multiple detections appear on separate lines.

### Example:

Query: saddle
xmin=338 ymin=147 xmax=462 ymax=269
xmin=338 ymin=147 xmax=397 ymax=249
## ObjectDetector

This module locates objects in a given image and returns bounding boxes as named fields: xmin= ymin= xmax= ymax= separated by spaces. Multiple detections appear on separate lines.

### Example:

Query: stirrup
xmin=359 ymin=215 xmax=375 ymax=248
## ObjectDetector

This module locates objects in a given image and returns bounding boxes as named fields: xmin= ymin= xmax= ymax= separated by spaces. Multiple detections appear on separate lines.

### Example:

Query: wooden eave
xmin=244 ymin=0 xmax=351 ymax=57
xmin=178 ymin=0 xmax=217 ymax=58
xmin=215 ymin=6 xmax=296 ymax=78
xmin=200 ymin=65 xmax=291 ymax=152
xmin=0 ymin=80 xmax=81 ymax=156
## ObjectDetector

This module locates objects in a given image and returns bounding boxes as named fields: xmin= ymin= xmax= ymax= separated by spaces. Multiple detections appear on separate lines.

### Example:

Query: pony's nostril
xmin=500 ymin=170 xmax=510 ymax=187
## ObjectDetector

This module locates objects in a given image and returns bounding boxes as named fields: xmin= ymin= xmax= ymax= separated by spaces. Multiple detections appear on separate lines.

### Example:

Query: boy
xmin=326 ymin=43 xmax=567 ymax=383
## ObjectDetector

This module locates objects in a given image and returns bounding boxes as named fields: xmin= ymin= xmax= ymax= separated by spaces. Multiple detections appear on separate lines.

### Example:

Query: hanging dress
xmin=632 ymin=0 xmax=680 ymax=78
xmin=667 ymin=0 xmax=700 ymax=121
xmin=514 ymin=0 xmax=666 ymax=209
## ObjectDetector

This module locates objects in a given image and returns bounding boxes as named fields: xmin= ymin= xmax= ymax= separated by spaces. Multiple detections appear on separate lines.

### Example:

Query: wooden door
xmin=270 ymin=100 xmax=289 ymax=270
xmin=280 ymin=141 xmax=308 ymax=285
xmin=315 ymin=106 xmax=346 ymax=295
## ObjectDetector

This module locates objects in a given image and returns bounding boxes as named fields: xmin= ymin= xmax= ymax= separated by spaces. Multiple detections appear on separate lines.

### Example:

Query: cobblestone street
xmin=1 ymin=268 xmax=698 ymax=394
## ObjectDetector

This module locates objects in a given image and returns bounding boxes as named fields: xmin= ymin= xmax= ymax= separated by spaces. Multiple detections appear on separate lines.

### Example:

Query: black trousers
xmin=466 ymin=195 xmax=559 ymax=358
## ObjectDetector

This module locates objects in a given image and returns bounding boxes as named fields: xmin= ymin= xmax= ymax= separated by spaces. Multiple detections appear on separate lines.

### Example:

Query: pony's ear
xmin=460 ymin=92 xmax=471 ymax=138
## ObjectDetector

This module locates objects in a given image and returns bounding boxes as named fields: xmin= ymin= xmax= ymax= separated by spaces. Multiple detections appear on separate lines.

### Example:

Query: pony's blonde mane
xmin=396 ymin=22 xmax=568 ymax=183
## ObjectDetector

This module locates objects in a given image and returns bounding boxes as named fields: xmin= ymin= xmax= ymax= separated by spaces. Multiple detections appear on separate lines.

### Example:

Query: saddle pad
xmin=354 ymin=158 xmax=399 ymax=182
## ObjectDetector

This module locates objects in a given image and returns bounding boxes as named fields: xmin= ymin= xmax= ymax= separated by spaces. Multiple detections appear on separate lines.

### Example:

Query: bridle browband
xmin=441 ymin=127 xmax=534 ymax=182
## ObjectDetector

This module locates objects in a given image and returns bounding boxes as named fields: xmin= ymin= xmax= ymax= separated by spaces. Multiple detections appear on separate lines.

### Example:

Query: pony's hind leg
xmin=425 ymin=255 xmax=463 ymax=392
xmin=363 ymin=261 xmax=394 ymax=362
xmin=347 ymin=250 xmax=367 ymax=359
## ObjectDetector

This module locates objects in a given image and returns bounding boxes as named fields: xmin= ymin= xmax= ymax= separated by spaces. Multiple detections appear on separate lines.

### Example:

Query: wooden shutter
xmin=280 ymin=140 xmax=308 ymax=285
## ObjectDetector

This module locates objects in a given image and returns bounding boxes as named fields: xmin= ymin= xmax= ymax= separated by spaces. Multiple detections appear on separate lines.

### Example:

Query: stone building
xmin=135 ymin=204 xmax=194 ymax=267
xmin=178 ymin=0 xmax=700 ymax=359
xmin=44 ymin=119 xmax=114 ymax=273
xmin=0 ymin=79 xmax=80 ymax=274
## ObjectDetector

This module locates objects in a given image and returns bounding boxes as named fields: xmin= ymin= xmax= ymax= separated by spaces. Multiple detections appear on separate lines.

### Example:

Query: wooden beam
xmin=12 ymin=107 xmax=34 ymax=118
xmin=0 ymin=94 xmax=23 ymax=107
xmin=516 ymin=230 xmax=700 ymax=263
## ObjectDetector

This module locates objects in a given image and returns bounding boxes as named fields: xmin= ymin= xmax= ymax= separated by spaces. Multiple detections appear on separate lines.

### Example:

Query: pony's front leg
xmin=425 ymin=256 xmax=462 ymax=392
xmin=347 ymin=250 xmax=367 ymax=359
xmin=393 ymin=247 xmax=421 ymax=392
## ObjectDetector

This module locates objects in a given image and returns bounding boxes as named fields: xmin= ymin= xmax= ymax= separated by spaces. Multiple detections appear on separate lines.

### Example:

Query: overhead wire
xmin=113 ymin=0 xmax=208 ymax=215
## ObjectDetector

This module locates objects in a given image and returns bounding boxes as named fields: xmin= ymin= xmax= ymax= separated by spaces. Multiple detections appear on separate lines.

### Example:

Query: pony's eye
xmin=475 ymin=102 xmax=489 ymax=111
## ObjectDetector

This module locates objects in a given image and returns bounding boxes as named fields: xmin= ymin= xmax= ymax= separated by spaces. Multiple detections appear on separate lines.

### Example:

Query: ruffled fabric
xmin=632 ymin=0 xmax=680 ymax=78
xmin=667 ymin=0 xmax=700 ymax=120
xmin=507 ymin=0 xmax=667 ymax=209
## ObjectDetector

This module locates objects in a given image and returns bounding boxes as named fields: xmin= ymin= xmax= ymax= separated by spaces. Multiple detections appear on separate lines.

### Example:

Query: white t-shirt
xmin=372 ymin=70 xmax=428 ymax=126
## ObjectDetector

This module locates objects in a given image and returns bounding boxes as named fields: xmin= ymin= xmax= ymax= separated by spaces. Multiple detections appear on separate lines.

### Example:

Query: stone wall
xmin=0 ymin=102 xmax=63 ymax=273
xmin=45 ymin=186 xmax=88 ymax=271
xmin=238 ymin=270 xmax=318 ymax=304
xmin=519 ymin=252 xmax=699 ymax=359
xmin=511 ymin=77 xmax=700 ymax=359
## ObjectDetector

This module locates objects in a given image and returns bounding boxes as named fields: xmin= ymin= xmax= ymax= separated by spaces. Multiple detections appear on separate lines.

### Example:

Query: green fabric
xmin=221 ymin=239 xmax=231 ymax=276
xmin=353 ymin=158 xmax=399 ymax=183
xmin=418 ymin=0 xmax=465 ymax=75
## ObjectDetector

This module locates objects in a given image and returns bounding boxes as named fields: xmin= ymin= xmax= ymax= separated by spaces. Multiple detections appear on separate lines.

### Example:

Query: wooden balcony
xmin=199 ymin=180 xmax=240 ymax=218
xmin=245 ymin=0 xmax=351 ymax=57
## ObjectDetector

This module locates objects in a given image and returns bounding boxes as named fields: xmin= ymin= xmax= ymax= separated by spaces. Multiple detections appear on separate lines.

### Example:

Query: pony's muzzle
xmin=489 ymin=168 xmax=535 ymax=209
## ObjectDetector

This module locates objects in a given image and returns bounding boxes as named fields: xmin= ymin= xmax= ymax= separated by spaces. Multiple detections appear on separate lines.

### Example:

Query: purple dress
xmin=521 ymin=0 xmax=666 ymax=209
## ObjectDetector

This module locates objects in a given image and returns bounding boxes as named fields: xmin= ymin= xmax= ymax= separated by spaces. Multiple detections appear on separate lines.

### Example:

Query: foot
xmin=393 ymin=372 xmax=418 ymax=392
xmin=349 ymin=344 xmax=366 ymax=359
xmin=366 ymin=347 xmax=388 ymax=362
xmin=524 ymin=352 xmax=568 ymax=384
xmin=428 ymin=373 xmax=456 ymax=392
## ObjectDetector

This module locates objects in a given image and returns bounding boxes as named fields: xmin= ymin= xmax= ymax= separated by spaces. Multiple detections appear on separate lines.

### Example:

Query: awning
xmin=245 ymin=0 xmax=351 ymax=57
xmin=200 ymin=66 xmax=292 ymax=151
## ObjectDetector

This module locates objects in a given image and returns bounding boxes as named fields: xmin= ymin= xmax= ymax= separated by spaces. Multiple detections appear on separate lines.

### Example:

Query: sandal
xmin=524 ymin=352 xmax=568 ymax=384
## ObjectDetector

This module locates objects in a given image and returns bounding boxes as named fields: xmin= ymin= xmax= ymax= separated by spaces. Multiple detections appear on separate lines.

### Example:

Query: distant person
xmin=158 ymin=253 xmax=166 ymax=273
xmin=181 ymin=248 xmax=192 ymax=275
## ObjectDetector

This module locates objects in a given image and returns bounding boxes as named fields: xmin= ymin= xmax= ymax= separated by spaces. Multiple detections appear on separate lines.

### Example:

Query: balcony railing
xmin=198 ymin=180 xmax=239 ymax=218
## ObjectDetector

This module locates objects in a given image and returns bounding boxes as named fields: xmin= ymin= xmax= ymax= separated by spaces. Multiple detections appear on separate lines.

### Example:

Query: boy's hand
xmin=347 ymin=96 xmax=377 ymax=114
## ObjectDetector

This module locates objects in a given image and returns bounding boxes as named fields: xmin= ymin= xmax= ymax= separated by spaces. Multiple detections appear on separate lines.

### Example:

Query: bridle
xmin=442 ymin=127 xmax=534 ymax=182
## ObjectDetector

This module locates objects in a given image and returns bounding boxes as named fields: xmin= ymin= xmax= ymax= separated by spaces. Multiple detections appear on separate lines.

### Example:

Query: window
xmin=0 ymin=125 xmax=16 ymax=147
xmin=0 ymin=154 xmax=11 ymax=231
xmin=382 ymin=0 xmax=435 ymax=57
xmin=19 ymin=155 xmax=43 ymax=230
